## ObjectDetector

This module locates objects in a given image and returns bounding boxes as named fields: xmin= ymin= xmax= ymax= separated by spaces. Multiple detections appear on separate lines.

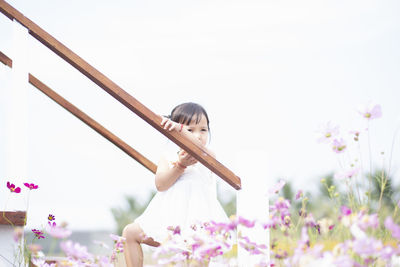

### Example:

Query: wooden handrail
xmin=0 ymin=1 xmax=241 ymax=189
xmin=0 ymin=211 xmax=26 ymax=226
xmin=29 ymin=74 xmax=158 ymax=174
xmin=0 ymin=51 xmax=157 ymax=173
xmin=0 ymin=51 xmax=12 ymax=67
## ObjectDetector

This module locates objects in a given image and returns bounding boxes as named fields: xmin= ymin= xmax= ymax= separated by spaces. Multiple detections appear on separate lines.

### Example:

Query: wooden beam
xmin=0 ymin=211 xmax=26 ymax=226
xmin=0 ymin=0 xmax=241 ymax=190
xmin=28 ymin=74 xmax=157 ymax=174
xmin=0 ymin=51 xmax=12 ymax=68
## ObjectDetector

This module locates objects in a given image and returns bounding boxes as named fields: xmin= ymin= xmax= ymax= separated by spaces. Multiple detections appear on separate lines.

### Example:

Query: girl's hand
xmin=161 ymin=117 xmax=182 ymax=132
xmin=177 ymin=150 xmax=198 ymax=167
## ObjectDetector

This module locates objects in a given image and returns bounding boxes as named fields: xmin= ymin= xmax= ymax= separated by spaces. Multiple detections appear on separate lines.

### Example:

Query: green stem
xmin=2 ymin=193 xmax=15 ymax=228
xmin=378 ymin=168 xmax=386 ymax=212
xmin=367 ymin=120 xmax=373 ymax=207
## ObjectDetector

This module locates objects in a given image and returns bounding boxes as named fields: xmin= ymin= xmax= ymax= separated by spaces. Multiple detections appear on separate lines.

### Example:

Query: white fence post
xmin=0 ymin=19 xmax=29 ymax=267
xmin=236 ymin=149 xmax=270 ymax=266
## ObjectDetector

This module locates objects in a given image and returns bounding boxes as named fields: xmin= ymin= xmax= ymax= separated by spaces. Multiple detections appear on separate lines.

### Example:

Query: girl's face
xmin=183 ymin=114 xmax=209 ymax=146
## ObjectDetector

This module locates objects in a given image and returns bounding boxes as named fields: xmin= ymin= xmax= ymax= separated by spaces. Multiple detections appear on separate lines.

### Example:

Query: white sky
xmin=1 ymin=0 xmax=400 ymax=231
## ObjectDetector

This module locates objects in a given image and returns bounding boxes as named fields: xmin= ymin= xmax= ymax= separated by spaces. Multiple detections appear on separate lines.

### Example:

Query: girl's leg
xmin=122 ymin=222 xmax=160 ymax=267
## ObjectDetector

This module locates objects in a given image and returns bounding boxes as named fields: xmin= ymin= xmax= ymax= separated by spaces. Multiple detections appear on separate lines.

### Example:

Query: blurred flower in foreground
xmin=295 ymin=190 xmax=303 ymax=200
xmin=341 ymin=206 xmax=352 ymax=216
xmin=13 ymin=227 xmax=23 ymax=242
xmin=7 ymin=181 xmax=21 ymax=193
xmin=316 ymin=121 xmax=339 ymax=143
xmin=332 ymin=138 xmax=347 ymax=153
xmin=334 ymin=167 xmax=359 ymax=180
xmin=358 ymin=103 xmax=382 ymax=120
xmin=269 ymin=179 xmax=286 ymax=194
xmin=60 ymin=240 xmax=93 ymax=261
xmin=384 ymin=217 xmax=400 ymax=241
xmin=45 ymin=221 xmax=72 ymax=239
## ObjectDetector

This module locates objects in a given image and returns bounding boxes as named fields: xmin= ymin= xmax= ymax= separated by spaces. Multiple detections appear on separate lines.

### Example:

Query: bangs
xmin=169 ymin=102 xmax=209 ymax=128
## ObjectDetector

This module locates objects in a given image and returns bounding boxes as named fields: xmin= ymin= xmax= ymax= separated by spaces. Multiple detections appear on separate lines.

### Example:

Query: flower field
xmin=2 ymin=103 xmax=400 ymax=266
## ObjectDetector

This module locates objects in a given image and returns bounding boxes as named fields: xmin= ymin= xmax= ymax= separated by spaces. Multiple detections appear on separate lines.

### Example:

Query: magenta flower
xmin=48 ymin=214 xmax=55 ymax=221
xmin=317 ymin=121 xmax=339 ymax=143
xmin=358 ymin=103 xmax=382 ymax=120
xmin=332 ymin=138 xmax=346 ymax=153
xmin=24 ymin=182 xmax=39 ymax=190
xmin=7 ymin=181 xmax=21 ymax=193
xmin=340 ymin=206 xmax=352 ymax=216
xmin=32 ymin=229 xmax=45 ymax=239
xmin=268 ymin=179 xmax=286 ymax=194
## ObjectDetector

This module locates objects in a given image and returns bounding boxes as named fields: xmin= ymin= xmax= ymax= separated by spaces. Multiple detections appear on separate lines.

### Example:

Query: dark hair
xmin=169 ymin=102 xmax=210 ymax=129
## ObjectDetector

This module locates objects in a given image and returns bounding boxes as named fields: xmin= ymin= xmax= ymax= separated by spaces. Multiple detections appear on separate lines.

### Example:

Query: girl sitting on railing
xmin=122 ymin=102 xmax=229 ymax=267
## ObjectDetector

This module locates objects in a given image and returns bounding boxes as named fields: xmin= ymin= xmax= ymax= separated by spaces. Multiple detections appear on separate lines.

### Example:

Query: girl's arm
xmin=155 ymin=150 xmax=197 ymax=192
xmin=154 ymin=156 xmax=184 ymax=192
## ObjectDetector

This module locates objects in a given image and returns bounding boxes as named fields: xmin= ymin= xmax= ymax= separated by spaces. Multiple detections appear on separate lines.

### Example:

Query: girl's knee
xmin=123 ymin=222 xmax=146 ymax=243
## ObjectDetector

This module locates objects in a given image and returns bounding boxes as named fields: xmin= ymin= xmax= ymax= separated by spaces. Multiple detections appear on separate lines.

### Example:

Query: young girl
xmin=122 ymin=102 xmax=229 ymax=267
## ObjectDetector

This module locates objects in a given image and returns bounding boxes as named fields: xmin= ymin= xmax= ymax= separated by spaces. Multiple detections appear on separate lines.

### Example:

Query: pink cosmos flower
xmin=263 ymin=216 xmax=281 ymax=229
xmin=13 ymin=227 xmax=23 ymax=242
xmin=357 ymin=213 xmax=379 ymax=230
xmin=24 ymin=182 xmax=38 ymax=190
xmin=295 ymin=190 xmax=303 ymax=200
xmin=238 ymin=216 xmax=256 ymax=228
xmin=45 ymin=221 xmax=72 ymax=239
xmin=7 ymin=181 xmax=21 ymax=193
xmin=358 ymin=103 xmax=382 ymax=120
xmin=239 ymin=236 xmax=268 ymax=255
xmin=268 ymin=179 xmax=286 ymax=194
xmin=205 ymin=220 xmax=237 ymax=235
xmin=352 ymin=236 xmax=383 ymax=258
xmin=304 ymin=213 xmax=317 ymax=228
xmin=334 ymin=167 xmax=359 ymax=180
xmin=60 ymin=240 xmax=93 ymax=260
xmin=384 ymin=217 xmax=400 ymax=241
xmin=110 ymin=233 xmax=126 ymax=243
xmin=332 ymin=138 xmax=346 ymax=153
xmin=167 ymin=225 xmax=181 ymax=235
xmin=349 ymin=130 xmax=361 ymax=141
xmin=316 ymin=121 xmax=339 ymax=143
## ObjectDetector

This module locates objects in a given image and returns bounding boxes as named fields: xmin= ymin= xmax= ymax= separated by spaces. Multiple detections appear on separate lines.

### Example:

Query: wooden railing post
xmin=236 ymin=149 xmax=270 ymax=265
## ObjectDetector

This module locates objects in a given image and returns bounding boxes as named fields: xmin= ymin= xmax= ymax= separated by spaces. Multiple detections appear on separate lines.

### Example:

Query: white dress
xmin=134 ymin=145 xmax=229 ymax=243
